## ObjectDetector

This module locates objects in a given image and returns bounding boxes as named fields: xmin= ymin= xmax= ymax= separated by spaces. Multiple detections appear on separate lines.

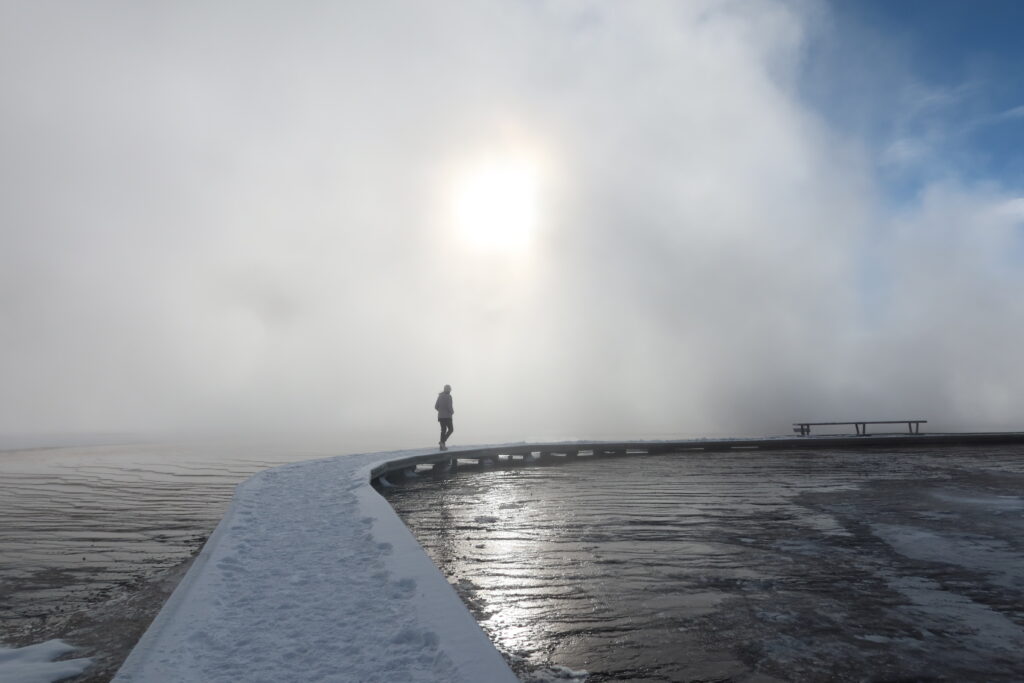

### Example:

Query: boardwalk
xmin=371 ymin=432 xmax=1024 ymax=482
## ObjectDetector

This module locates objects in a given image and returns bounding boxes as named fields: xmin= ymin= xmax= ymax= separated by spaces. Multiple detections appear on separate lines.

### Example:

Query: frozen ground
xmin=0 ymin=640 xmax=91 ymax=683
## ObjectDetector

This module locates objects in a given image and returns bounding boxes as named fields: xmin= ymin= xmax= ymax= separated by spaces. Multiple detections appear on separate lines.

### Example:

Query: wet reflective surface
xmin=384 ymin=448 xmax=1024 ymax=682
xmin=0 ymin=443 xmax=305 ymax=679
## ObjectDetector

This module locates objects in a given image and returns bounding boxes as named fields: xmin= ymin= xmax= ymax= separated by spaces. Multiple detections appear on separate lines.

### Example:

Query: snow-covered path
xmin=113 ymin=448 xmax=517 ymax=683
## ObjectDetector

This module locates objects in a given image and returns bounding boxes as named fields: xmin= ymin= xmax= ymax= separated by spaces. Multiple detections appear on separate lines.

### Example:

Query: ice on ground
xmin=886 ymin=575 xmax=1024 ymax=653
xmin=523 ymin=664 xmax=589 ymax=681
xmin=928 ymin=490 xmax=1024 ymax=510
xmin=872 ymin=522 xmax=1023 ymax=589
xmin=0 ymin=640 xmax=92 ymax=683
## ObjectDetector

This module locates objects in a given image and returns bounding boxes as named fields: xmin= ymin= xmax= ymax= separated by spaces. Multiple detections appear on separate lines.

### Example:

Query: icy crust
xmin=113 ymin=448 xmax=517 ymax=683
xmin=0 ymin=640 xmax=91 ymax=683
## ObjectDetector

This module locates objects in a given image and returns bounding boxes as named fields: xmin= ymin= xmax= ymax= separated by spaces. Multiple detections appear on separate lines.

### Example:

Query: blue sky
xmin=806 ymin=0 xmax=1024 ymax=202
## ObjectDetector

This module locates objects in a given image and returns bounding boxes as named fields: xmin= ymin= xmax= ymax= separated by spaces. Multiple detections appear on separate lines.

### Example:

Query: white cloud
xmin=991 ymin=104 xmax=1024 ymax=122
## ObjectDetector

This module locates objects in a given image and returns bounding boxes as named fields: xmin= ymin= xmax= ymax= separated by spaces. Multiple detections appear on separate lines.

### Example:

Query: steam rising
xmin=2 ymin=1 xmax=1022 ymax=448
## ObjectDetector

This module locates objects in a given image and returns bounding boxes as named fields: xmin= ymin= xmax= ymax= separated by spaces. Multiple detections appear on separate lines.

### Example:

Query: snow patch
xmin=523 ymin=664 xmax=589 ymax=681
xmin=0 ymin=640 xmax=92 ymax=683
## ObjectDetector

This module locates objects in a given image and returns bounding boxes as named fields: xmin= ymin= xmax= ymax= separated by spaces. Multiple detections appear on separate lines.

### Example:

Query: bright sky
xmin=1 ymin=0 xmax=1022 ymax=447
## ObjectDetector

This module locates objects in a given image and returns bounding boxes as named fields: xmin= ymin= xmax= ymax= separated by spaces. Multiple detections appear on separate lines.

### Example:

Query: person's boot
xmin=439 ymin=441 xmax=447 ymax=451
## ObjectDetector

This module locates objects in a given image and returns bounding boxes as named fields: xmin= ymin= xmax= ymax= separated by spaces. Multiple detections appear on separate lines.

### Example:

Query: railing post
xmin=431 ymin=457 xmax=456 ymax=473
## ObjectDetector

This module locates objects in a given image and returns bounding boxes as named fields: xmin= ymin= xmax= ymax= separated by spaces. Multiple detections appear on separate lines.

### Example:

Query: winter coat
xmin=435 ymin=392 xmax=454 ymax=419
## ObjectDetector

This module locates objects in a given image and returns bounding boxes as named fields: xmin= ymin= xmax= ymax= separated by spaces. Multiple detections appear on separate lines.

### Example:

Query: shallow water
xmin=0 ymin=442 xmax=308 ymax=670
xmin=384 ymin=447 xmax=1024 ymax=682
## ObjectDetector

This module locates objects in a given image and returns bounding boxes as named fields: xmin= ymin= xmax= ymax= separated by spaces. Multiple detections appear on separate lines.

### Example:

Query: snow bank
xmin=113 ymin=448 xmax=517 ymax=683
xmin=0 ymin=640 xmax=92 ymax=683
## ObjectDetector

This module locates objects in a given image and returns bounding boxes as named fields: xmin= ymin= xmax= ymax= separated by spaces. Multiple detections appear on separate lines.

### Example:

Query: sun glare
xmin=451 ymin=156 xmax=541 ymax=252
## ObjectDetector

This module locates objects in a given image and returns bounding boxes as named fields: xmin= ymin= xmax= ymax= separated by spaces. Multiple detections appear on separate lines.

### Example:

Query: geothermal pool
xmin=384 ymin=447 xmax=1024 ymax=682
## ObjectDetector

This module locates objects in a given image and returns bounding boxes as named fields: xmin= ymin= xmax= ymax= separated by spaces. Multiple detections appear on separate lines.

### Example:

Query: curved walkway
xmin=113 ymin=447 xmax=518 ymax=683
xmin=115 ymin=433 xmax=1024 ymax=682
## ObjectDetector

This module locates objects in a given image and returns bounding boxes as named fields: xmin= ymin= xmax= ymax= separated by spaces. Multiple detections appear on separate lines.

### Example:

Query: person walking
xmin=435 ymin=384 xmax=454 ymax=451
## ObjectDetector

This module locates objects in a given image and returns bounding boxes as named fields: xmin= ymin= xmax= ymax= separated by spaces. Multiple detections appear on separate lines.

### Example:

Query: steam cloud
xmin=2 ymin=1 xmax=1022 ymax=449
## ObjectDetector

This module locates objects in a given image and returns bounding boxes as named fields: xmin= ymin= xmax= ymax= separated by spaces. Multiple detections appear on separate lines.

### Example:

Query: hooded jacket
xmin=435 ymin=391 xmax=454 ymax=419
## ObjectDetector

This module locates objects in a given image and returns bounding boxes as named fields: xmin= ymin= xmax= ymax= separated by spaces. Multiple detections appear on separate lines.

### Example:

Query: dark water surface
xmin=0 ymin=443 xmax=313 ymax=680
xmin=383 ymin=448 xmax=1024 ymax=682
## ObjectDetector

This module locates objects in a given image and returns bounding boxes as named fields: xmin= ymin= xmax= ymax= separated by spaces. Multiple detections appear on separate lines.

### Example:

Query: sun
xmin=451 ymin=156 xmax=541 ymax=252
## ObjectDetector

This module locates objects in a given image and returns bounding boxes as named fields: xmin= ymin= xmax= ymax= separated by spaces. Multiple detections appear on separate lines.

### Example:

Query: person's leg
xmin=445 ymin=420 xmax=454 ymax=443
xmin=440 ymin=418 xmax=453 ymax=445
xmin=439 ymin=419 xmax=447 ymax=447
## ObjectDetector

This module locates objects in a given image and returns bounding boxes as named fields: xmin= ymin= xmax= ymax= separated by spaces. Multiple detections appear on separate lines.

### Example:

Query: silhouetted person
xmin=435 ymin=384 xmax=454 ymax=450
